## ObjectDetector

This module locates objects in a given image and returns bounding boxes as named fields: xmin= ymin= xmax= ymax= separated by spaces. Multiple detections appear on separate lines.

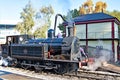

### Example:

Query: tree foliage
xmin=16 ymin=1 xmax=35 ymax=34
xmin=79 ymin=5 xmax=86 ymax=15
xmin=107 ymin=10 xmax=120 ymax=21
xmin=33 ymin=5 xmax=54 ymax=38
xmin=106 ymin=10 xmax=120 ymax=34
xmin=94 ymin=1 xmax=107 ymax=13
xmin=83 ymin=0 xmax=93 ymax=14
xmin=33 ymin=24 xmax=48 ymax=38
xmin=79 ymin=0 xmax=107 ymax=15
xmin=58 ymin=9 xmax=79 ymax=33
xmin=70 ymin=9 xmax=79 ymax=18
xmin=40 ymin=5 xmax=54 ymax=28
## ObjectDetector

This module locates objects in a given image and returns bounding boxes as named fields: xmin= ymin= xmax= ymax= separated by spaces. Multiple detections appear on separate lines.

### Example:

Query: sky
xmin=0 ymin=0 xmax=120 ymax=27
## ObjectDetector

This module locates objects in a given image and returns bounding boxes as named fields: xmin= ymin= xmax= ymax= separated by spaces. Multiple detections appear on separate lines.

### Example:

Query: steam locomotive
xmin=1 ymin=14 xmax=88 ymax=74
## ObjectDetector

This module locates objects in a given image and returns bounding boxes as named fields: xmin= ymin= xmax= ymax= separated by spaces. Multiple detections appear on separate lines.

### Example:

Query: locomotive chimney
xmin=68 ymin=26 xmax=73 ymax=37
xmin=68 ymin=22 xmax=75 ymax=37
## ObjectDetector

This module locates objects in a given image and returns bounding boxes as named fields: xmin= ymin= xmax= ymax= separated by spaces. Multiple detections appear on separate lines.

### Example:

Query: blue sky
xmin=0 ymin=0 xmax=120 ymax=25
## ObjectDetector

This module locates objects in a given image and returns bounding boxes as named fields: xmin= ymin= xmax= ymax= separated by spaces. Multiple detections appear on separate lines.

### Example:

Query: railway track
xmin=0 ymin=66 xmax=69 ymax=80
xmin=1 ymin=66 xmax=120 ymax=80
xmin=64 ymin=69 xmax=120 ymax=80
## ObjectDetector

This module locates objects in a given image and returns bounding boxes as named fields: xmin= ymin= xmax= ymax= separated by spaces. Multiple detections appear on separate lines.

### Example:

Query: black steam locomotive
xmin=1 ymin=14 xmax=88 ymax=74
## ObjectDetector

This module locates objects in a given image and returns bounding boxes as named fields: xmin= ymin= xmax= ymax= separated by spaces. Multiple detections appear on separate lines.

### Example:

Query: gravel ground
xmin=0 ymin=66 xmax=72 ymax=80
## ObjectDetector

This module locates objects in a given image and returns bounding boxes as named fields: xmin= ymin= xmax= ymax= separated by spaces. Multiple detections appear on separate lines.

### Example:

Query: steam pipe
xmin=54 ymin=14 xmax=66 ymax=37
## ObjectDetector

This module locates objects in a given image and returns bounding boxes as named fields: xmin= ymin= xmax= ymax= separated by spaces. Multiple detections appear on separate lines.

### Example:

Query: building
xmin=64 ymin=13 xmax=120 ymax=62
xmin=0 ymin=24 xmax=20 ymax=44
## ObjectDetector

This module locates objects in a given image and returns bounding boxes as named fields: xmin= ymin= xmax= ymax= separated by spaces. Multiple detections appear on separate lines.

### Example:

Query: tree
xmin=83 ymin=0 xmax=93 ymax=14
xmin=106 ymin=10 xmax=120 ymax=38
xmin=16 ymin=1 xmax=35 ymax=35
xmin=107 ymin=10 xmax=120 ymax=21
xmin=57 ymin=9 xmax=79 ymax=33
xmin=33 ymin=5 xmax=54 ymax=38
xmin=79 ymin=0 xmax=107 ymax=15
xmin=79 ymin=5 xmax=86 ymax=15
xmin=40 ymin=5 xmax=54 ymax=28
xmin=33 ymin=24 xmax=48 ymax=38
xmin=70 ymin=9 xmax=79 ymax=18
xmin=94 ymin=1 xmax=107 ymax=13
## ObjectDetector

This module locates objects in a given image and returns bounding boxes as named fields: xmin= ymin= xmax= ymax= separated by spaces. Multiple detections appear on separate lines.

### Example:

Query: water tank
xmin=48 ymin=29 xmax=54 ymax=38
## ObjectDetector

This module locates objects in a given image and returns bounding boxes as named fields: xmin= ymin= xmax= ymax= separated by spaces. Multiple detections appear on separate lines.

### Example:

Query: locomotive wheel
xmin=21 ymin=64 xmax=30 ymax=70
xmin=54 ymin=63 xmax=67 ymax=74
xmin=11 ymin=59 xmax=18 ymax=67
xmin=34 ymin=66 xmax=43 ymax=73
xmin=68 ymin=63 xmax=78 ymax=73
xmin=34 ymin=63 xmax=43 ymax=72
xmin=21 ymin=61 xmax=30 ymax=70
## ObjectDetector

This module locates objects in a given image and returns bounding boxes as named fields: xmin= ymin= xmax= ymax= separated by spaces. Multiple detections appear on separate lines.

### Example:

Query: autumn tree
xmin=94 ymin=1 xmax=107 ymax=13
xmin=79 ymin=0 xmax=107 ymax=15
xmin=79 ymin=5 xmax=86 ymax=15
xmin=16 ymin=1 xmax=35 ymax=34
xmin=83 ymin=0 xmax=93 ymax=14
xmin=33 ymin=5 xmax=54 ymax=38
